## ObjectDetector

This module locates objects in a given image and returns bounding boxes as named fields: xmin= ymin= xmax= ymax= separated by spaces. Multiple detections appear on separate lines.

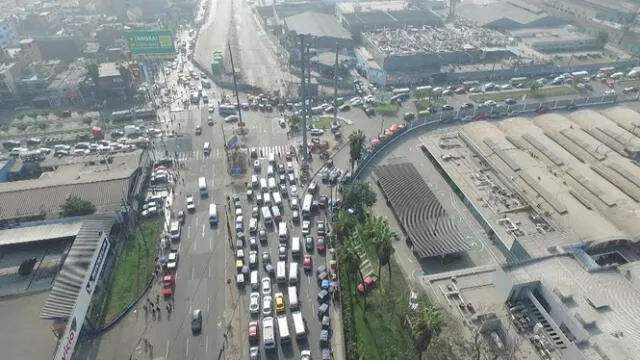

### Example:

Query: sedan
xmin=303 ymin=255 xmax=313 ymax=271
xmin=317 ymin=221 xmax=326 ymax=235
xmin=262 ymin=251 xmax=271 ymax=265
xmin=249 ymin=292 xmax=260 ymax=314
xmin=279 ymin=244 xmax=287 ymax=260
xmin=262 ymin=295 xmax=273 ymax=315
xmin=261 ymin=277 xmax=271 ymax=296
xmin=302 ymin=221 xmax=311 ymax=235
xmin=250 ymin=347 xmax=260 ymax=360
xmin=309 ymin=129 xmax=324 ymax=136
xmin=248 ymin=321 xmax=259 ymax=342
xmin=249 ymin=251 xmax=258 ymax=269
xmin=317 ymin=236 xmax=326 ymax=252
xmin=186 ymin=195 xmax=196 ymax=212
xmin=305 ymin=236 xmax=314 ymax=252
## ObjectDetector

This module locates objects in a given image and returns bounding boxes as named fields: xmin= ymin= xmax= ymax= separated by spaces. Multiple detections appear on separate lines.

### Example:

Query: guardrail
xmin=352 ymin=94 xmax=620 ymax=180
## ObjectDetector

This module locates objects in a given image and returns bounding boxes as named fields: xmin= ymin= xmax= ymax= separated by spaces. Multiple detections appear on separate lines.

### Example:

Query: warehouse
xmin=510 ymin=27 xmax=602 ymax=53
xmin=283 ymin=12 xmax=353 ymax=51
xmin=455 ymin=0 xmax=566 ymax=31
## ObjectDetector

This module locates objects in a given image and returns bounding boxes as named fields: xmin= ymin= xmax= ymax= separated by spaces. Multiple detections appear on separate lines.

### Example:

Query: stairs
xmin=352 ymin=237 xmax=375 ymax=277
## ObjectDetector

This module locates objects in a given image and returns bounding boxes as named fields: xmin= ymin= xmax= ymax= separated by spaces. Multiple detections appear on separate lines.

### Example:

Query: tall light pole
xmin=299 ymin=34 xmax=308 ymax=163
xmin=332 ymin=42 xmax=339 ymax=126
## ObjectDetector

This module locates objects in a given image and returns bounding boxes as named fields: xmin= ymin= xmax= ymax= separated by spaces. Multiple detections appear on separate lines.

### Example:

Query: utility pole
xmin=299 ymin=34 xmax=308 ymax=163
xmin=228 ymin=43 xmax=245 ymax=131
xmin=333 ymin=42 xmax=339 ymax=126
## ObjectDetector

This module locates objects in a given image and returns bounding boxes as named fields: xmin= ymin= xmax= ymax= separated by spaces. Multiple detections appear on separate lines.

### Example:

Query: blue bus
xmin=218 ymin=104 xmax=236 ymax=116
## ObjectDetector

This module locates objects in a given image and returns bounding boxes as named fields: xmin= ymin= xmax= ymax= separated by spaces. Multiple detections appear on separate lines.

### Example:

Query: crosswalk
xmin=164 ymin=144 xmax=292 ymax=162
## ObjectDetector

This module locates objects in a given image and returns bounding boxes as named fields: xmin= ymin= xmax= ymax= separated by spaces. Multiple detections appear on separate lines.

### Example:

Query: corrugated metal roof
xmin=40 ymin=215 xmax=116 ymax=320
xmin=285 ymin=12 xmax=352 ymax=40
xmin=0 ymin=178 xmax=131 ymax=221
xmin=0 ymin=220 xmax=83 ymax=246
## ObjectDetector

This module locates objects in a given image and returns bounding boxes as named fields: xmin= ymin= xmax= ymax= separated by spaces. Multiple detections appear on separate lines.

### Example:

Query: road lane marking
xmin=191 ymin=267 xmax=195 ymax=280
xmin=208 ymin=297 xmax=210 ymax=313
xmin=196 ymin=216 xmax=199 ymax=227
xmin=206 ymin=336 xmax=209 ymax=353
xmin=165 ymin=340 xmax=170 ymax=358
xmin=210 ymin=236 xmax=212 ymax=250
xmin=202 ymin=224 xmax=206 ymax=238
xmin=187 ymin=226 xmax=191 ymax=239
xmin=186 ymin=338 xmax=189 ymax=357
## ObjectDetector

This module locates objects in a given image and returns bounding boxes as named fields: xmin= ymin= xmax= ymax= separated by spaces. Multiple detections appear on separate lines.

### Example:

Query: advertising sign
xmin=126 ymin=30 xmax=176 ymax=56
xmin=53 ymin=233 xmax=111 ymax=360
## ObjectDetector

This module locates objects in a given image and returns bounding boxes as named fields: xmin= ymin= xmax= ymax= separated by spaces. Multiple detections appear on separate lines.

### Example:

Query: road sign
xmin=126 ymin=30 xmax=176 ymax=56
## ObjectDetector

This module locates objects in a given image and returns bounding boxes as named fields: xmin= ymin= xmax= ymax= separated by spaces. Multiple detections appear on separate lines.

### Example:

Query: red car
xmin=319 ymin=196 xmax=328 ymax=208
xmin=317 ymin=236 xmax=326 ymax=252
xmin=248 ymin=321 xmax=259 ymax=341
xmin=357 ymin=275 xmax=378 ymax=294
xmin=303 ymin=255 xmax=313 ymax=270
xmin=285 ymin=151 xmax=293 ymax=161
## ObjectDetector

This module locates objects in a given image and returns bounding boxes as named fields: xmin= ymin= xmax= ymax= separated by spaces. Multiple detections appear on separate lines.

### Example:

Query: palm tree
xmin=414 ymin=306 xmax=445 ymax=360
xmin=374 ymin=228 xmax=396 ymax=280
xmin=348 ymin=129 xmax=366 ymax=172
xmin=334 ymin=209 xmax=356 ymax=243
xmin=338 ymin=239 xmax=367 ymax=308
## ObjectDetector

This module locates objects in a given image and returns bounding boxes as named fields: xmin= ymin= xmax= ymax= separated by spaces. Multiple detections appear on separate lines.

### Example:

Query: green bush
xmin=27 ymin=112 xmax=38 ymax=118
xmin=14 ymin=122 xmax=28 ymax=131
xmin=372 ymin=103 xmax=399 ymax=116
xmin=82 ymin=117 xmax=94 ymax=125
xmin=36 ymin=121 xmax=49 ymax=131
xmin=15 ymin=113 xmax=25 ymax=120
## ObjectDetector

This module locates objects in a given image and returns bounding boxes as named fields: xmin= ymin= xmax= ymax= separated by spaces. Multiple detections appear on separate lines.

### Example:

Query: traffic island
xmin=101 ymin=220 xmax=163 ymax=324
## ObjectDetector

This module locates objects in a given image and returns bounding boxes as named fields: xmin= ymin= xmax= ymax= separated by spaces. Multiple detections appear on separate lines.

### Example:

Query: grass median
xmin=316 ymin=116 xmax=334 ymax=130
xmin=341 ymin=244 xmax=417 ymax=359
xmin=469 ymin=86 xmax=576 ymax=103
xmin=372 ymin=103 xmax=399 ymax=116
xmin=102 ymin=220 xmax=162 ymax=324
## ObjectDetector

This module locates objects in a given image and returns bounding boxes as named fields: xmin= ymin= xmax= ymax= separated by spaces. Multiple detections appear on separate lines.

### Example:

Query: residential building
xmin=98 ymin=62 xmax=128 ymax=101
xmin=45 ymin=62 xmax=87 ymax=107
xmin=0 ymin=62 xmax=20 ymax=102
xmin=35 ymin=36 xmax=85 ymax=62
xmin=0 ymin=18 xmax=19 ymax=49
xmin=14 ymin=60 xmax=64 ymax=99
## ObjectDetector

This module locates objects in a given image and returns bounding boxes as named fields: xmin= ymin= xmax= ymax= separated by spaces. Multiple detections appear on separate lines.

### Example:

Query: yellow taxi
xmin=275 ymin=292 xmax=285 ymax=313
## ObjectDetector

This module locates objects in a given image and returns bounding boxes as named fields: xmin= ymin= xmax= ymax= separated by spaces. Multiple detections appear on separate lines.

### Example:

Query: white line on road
xmin=196 ymin=216 xmax=199 ymax=227
xmin=191 ymin=267 xmax=195 ymax=280
xmin=187 ymin=226 xmax=191 ymax=239
xmin=307 ymin=276 xmax=311 ymax=286
xmin=210 ymin=236 xmax=212 ymax=250
xmin=165 ymin=340 xmax=170 ymax=358
xmin=185 ymin=338 xmax=189 ymax=357
xmin=202 ymin=223 xmax=206 ymax=238
xmin=407 ymin=257 xmax=413 ymax=264
xmin=208 ymin=297 xmax=210 ymax=313
xmin=206 ymin=336 xmax=209 ymax=353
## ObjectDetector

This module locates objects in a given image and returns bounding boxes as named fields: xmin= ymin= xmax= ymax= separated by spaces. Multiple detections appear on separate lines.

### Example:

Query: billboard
xmin=53 ymin=233 xmax=111 ymax=360
xmin=126 ymin=30 xmax=176 ymax=56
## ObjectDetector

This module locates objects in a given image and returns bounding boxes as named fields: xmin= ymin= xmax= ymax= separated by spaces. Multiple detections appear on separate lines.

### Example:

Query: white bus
xmin=292 ymin=311 xmax=306 ymax=338
xmin=277 ymin=315 xmax=291 ymax=344
xmin=288 ymin=262 xmax=298 ymax=285
xmin=278 ymin=222 xmax=288 ymax=244
xmin=392 ymin=87 xmax=410 ymax=95
xmin=276 ymin=261 xmax=287 ymax=283
xmin=198 ymin=177 xmax=208 ymax=197
xmin=288 ymin=286 xmax=299 ymax=309
xmin=302 ymin=194 xmax=313 ymax=219
xmin=291 ymin=237 xmax=301 ymax=258
xmin=208 ymin=203 xmax=218 ymax=225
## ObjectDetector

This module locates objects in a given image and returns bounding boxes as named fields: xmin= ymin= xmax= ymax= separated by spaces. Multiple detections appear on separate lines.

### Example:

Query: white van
xmin=267 ymin=165 xmax=274 ymax=176
xmin=288 ymin=286 xmax=299 ymax=309
xmin=203 ymin=141 xmax=211 ymax=156
xmin=250 ymin=270 xmax=259 ymax=290
xmin=278 ymin=222 xmax=288 ymax=244
xmin=291 ymin=237 xmax=301 ymax=258
xmin=271 ymin=206 xmax=281 ymax=223
xmin=170 ymin=221 xmax=181 ymax=241
xmin=268 ymin=152 xmax=276 ymax=164
xmin=276 ymin=261 xmax=287 ymax=283
xmin=260 ymin=178 xmax=268 ymax=192
xmin=290 ymin=197 xmax=299 ymax=210
xmin=273 ymin=192 xmax=282 ymax=207
xmin=208 ymin=203 xmax=218 ymax=225
xmin=264 ymin=192 xmax=272 ymax=207
xmin=288 ymin=262 xmax=298 ymax=285
xmin=262 ymin=206 xmax=273 ymax=225
xmin=268 ymin=177 xmax=277 ymax=191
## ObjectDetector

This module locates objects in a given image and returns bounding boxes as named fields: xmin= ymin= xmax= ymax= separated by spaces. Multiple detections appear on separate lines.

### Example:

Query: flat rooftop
xmin=337 ymin=0 xmax=408 ymax=13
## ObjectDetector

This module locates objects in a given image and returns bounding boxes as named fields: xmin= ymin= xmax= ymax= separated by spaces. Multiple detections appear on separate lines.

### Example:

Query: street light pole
xmin=299 ymin=34 xmax=308 ymax=163
xmin=332 ymin=42 xmax=339 ymax=126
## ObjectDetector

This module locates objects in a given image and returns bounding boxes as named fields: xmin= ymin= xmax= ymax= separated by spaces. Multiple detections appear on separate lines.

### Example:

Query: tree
xmin=61 ymin=196 xmax=96 ymax=217
xmin=414 ymin=306 xmax=445 ymax=360
xmin=342 ymin=181 xmax=377 ymax=217
xmin=597 ymin=30 xmax=610 ymax=46
xmin=86 ymin=63 xmax=100 ymax=85
xmin=338 ymin=238 xmax=367 ymax=307
xmin=348 ymin=129 xmax=366 ymax=171
xmin=528 ymin=80 xmax=541 ymax=94
xmin=334 ymin=209 xmax=357 ymax=243
xmin=373 ymin=224 xmax=397 ymax=280
xmin=287 ymin=114 xmax=302 ymax=132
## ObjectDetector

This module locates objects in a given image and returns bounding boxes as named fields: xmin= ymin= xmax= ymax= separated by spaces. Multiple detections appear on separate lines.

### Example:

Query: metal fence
xmin=352 ymin=94 xmax=620 ymax=180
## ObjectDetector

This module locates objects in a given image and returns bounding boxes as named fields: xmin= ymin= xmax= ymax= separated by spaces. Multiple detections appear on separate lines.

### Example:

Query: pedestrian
xmin=151 ymin=308 xmax=156 ymax=317
xmin=156 ymin=305 xmax=161 ymax=313
xmin=142 ymin=304 xmax=148 ymax=313
xmin=149 ymin=301 xmax=154 ymax=308
xmin=156 ymin=294 xmax=160 ymax=303
xmin=166 ymin=304 xmax=171 ymax=313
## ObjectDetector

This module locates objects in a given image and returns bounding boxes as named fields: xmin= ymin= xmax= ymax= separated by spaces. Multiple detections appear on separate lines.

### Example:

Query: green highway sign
xmin=126 ymin=30 xmax=176 ymax=56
